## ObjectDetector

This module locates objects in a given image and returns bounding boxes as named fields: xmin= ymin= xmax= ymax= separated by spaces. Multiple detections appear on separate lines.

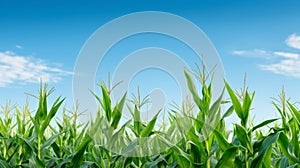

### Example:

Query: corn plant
xmin=1 ymin=65 xmax=300 ymax=167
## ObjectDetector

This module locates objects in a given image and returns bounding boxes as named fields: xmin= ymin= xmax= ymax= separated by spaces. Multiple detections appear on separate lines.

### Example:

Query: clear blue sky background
xmin=1 ymin=0 xmax=300 ymax=123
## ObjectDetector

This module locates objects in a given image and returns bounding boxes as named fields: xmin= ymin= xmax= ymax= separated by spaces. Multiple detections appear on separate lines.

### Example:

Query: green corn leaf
xmin=100 ymin=84 xmax=112 ymax=122
xmin=290 ymin=119 xmax=299 ymax=160
xmin=287 ymin=102 xmax=300 ymax=126
xmin=277 ymin=132 xmax=299 ymax=163
xmin=208 ymin=89 xmax=224 ymax=119
xmin=57 ymin=155 xmax=73 ymax=168
xmin=42 ymin=87 xmax=48 ymax=121
xmin=263 ymin=143 xmax=273 ymax=168
xmin=34 ymin=155 xmax=45 ymax=168
xmin=71 ymin=135 xmax=92 ymax=168
xmin=79 ymin=161 xmax=97 ymax=168
xmin=202 ymin=84 xmax=212 ymax=114
xmin=109 ymin=120 xmax=131 ymax=150
xmin=242 ymin=91 xmax=254 ymax=125
xmin=206 ymin=89 xmax=224 ymax=131
xmin=121 ymin=139 xmax=138 ymax=156
xmin=30 ymin=115 xmax=40 ymax=136
xmin=16 ymin=108 xmax=23 ymax=134
xmin=184 ymin=69 xmax=201 ymax=109
xmin=216 ymin=146 xmax=239 ymax=168
xmin=213 ymin=129 xmax=231 ymax=151
xmin=222 ymin=105 xmax=234 ymax=119
xmin=122 ymin=157 xmax=133 ymax=168
xmin=251 ymin=131 xmax=280 ymax=168
xmin=18 ymin=136 xmax=36 ymax=155
xmin=186 ymin=128 xmax=205 ymax=152
xmin=172 ymin=146 xmax=192 ymax=168
xmin=40 ymin=97 xmax=65 ymax=135
xmin=41 ymin=132 xmax=63 ymax=151
xmin=133 ymin=105 xmax=142 ymax=134
xmin=225 ymin=81 xmax=243 ymax=125
xmin=89 ymin=115 xmax=103 ymax=137
xmin=111 ymin=92 xmax=127 ymax=129
xmin=51 ymin=142 xmax=61 ymax=158
xmin=0 ymin=159 xmax=10 ymax=168
xmin=279 ymin=157 xmax=289 ymax=168
xmin=234 ymin=124 xmax=252 ymax=153
xmin=145 ymin=155 xmax=167 ymax=168
xmin=251 ymin=118 xmax=279 ymax=132
xmin=140 ymin=112 xmax=160 ymax=137
xmin=34 ymin=84 xmax=44 ymax=123
xmin=272 ymin=102 xmax=288 ymax=128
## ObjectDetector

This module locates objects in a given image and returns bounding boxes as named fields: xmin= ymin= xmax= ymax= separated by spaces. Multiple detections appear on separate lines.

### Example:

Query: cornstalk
xmin=38 ymin=136 xmax=41 ymax=159
xmin=205 ymin=140 xmax=210 ymax=168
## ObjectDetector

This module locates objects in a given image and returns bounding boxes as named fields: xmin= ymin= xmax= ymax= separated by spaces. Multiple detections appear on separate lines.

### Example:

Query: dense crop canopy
xmin=0 ymin=67 xmax=299 ymax=168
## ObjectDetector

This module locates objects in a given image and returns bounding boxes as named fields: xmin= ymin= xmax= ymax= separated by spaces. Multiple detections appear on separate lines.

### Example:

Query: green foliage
xmin=0 ymin=68 xmax=299 ymax=168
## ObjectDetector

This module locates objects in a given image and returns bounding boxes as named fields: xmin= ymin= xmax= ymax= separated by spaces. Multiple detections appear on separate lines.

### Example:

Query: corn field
xmin=0 ymin=66 xmax=299 ymax=168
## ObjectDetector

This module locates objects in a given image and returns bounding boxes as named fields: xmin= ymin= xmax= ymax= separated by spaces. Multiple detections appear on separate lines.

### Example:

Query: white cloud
xmin=259 ymin=59 xmax=300 ymax=77
xmin=259 ymin=34 xmax=300 ymax=77
xmin=273 ymin=51 xmax=299 ymax=59
xmin=232 ymin=50 xmax=248 ymax=56
xmin=285 ymin=34 xmax=300 ymax=50
xmin=232 ymin=34 xmax=300 ymax=78
xmin=232 ymin=49 xmax=271 ymax=58
xmin=16 ymin=45 xmax=23 ymax=49
xmin=0 ymin=51 xmax=72 ymax=87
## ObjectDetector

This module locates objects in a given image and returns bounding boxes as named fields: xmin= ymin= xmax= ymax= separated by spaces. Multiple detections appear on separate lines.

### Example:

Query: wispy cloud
xmin=232 ymin=49 xmax=271 ymax=59
xmin=232 ymin=34 xmax=300 ymax=78
xmin=259 ymin=59 xmax=300 ymax=77
xmin=285 ymin=34 xmax=300 ymax=50
xmin=232 ymin=50 xmax=248 ymax=56
xmin=0 ymin=51 xmax=72 ymax=87
xmin=16 ymin=45 xmax=23 ymax=49
xmin=273 ymin=51 xmax=299 ymax=59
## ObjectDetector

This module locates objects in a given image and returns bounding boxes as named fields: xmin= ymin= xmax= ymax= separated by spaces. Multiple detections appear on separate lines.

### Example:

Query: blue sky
xmin=1 ymin=0 xmax=300 ymax=123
